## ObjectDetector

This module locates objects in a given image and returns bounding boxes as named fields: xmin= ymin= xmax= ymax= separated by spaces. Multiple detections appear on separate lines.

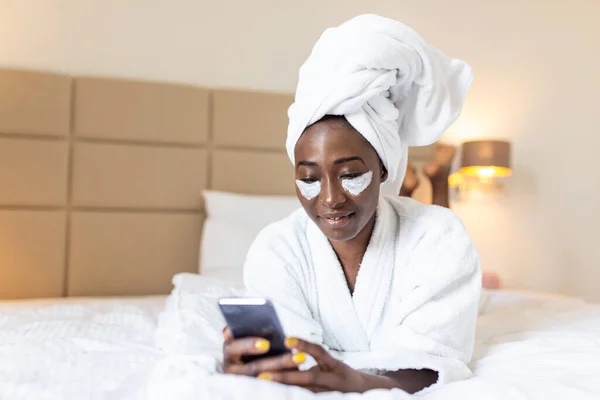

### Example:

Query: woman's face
xmin=294 ymin=117 xmax=387 ymax=242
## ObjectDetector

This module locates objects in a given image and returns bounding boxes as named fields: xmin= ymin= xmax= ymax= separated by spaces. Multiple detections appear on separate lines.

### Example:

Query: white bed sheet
xmin=0 ymin=295 xmax=166 ymax=400
xmin=1 ymin=281 xmax=599 ymax=400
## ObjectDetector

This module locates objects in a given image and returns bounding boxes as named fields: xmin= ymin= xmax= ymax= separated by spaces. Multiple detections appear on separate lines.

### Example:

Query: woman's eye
xmin=300 ymin=177 xmax=319 ymax=183
xmin=341 ymin=172 xmax=362 ymax=180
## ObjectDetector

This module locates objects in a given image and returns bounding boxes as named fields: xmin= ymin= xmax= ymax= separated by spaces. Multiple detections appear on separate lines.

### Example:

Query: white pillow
xmin=199 ymin=190 xmax=301 ymax=284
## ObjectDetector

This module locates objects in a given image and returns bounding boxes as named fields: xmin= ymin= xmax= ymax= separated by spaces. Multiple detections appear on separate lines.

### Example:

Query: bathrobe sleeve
xmin=243 ymin=224 xmax=324 ymax=346
xmin=340 ymin=206 xmax=482 ymax=388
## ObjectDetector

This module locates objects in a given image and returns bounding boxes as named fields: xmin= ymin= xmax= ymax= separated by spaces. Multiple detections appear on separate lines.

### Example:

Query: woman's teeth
xmin=323 ymin=215 xmax=351 ymax=226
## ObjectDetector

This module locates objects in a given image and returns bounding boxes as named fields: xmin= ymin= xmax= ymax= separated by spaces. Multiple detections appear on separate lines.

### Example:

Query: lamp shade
xmin=460 ymin=139 xmax=511 ymax=179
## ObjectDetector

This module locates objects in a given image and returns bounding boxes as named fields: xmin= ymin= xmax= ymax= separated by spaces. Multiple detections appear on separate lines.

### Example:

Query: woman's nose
xmin=320 ymin=178 xmax=346 ymax=209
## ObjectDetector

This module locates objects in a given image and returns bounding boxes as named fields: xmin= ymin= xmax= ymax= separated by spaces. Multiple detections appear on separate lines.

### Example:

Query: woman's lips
xmin=319 ymin=212 xmax=354 ymax=228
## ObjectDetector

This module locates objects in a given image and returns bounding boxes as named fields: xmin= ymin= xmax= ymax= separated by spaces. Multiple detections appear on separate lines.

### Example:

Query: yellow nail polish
xmin=255 ymin=339 xmax=270 ymax=351
xmin=257 ymin=373 xmax=272 ymax=381
xmin=285 ymin=337 xmax=298 ymax=348
xmin=292 ymin=352 xmax=306 ymax=365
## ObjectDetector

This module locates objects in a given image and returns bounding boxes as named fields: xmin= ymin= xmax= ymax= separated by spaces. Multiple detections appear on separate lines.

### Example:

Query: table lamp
xmin=459 ymin=139 xmax=512 ymax=182
xmin=448 ymin=139 xmax=512 ymax=191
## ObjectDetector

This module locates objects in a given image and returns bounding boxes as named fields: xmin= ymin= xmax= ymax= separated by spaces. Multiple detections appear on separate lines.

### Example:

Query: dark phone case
xmin=219 ymin=299 xmax=290 ymax=363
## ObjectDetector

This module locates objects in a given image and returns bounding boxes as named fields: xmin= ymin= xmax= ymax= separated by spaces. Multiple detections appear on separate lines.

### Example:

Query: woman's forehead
xmin=295 ymin=118 xmax=373 ymax=158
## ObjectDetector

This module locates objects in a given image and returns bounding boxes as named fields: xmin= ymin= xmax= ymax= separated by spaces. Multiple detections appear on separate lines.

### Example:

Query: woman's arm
xmin=375 ymin=369 xmax=439 ymax=394
xmin=221 ymin=226 xmax=326 ymax=380
xmin=243 ymin=229 xmax=324 ymax=345
xmin=260 ymin=338 xmax=438 ymax=394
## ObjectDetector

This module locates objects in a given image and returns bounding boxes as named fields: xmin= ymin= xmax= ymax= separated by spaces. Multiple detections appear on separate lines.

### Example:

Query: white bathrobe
xmin=243 ymin=195 xmax=481 ymax=390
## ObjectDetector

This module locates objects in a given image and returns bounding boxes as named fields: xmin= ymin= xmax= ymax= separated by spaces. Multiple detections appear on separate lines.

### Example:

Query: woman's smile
xmin=318 ymin=211 xmax=355 ymax=228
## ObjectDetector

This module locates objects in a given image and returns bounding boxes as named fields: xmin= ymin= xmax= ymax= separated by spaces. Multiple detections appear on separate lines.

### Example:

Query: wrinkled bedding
xmin=1 ymin=277 xmax=599 ymax=400
xmin=0 ymin=296 xmax=165 ymax=400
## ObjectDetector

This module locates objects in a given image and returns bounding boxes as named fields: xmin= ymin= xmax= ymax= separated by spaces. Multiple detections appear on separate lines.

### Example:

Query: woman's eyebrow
xmin=334 ymin=156 xmax=365 ymax=165
xmin=297 ymin=160 xmax=318 ymax=168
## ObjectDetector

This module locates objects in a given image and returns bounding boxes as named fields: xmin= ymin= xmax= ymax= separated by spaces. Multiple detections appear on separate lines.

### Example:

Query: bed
xmin=0 ymin=68 xmax=599 ymax=399
xmin=2 ymin=281 xmax=599 ymax=399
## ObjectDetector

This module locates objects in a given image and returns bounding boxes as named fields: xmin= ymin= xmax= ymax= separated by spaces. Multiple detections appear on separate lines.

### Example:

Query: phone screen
xmin=219 ymin=297 xmax=290 ymax=362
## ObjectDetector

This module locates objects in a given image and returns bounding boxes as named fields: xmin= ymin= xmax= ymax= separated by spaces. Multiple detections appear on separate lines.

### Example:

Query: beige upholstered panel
xmin=0 ymin=68 xmax=441 ymax=299
xmin=0 ymin=69 xmax=71 ymax=137
xmin=0 ymin=210 xmax=66 ymax=299
xmin=213 ymin=90 xmax=293 ymax=149
xmin=211 ymin=150 xmax=294 ymax=195
xmin=0 ymin=138 xmax=68 ymax=206
xmin=74 ymin=77 xmax=210 ymax=144
xmin=72 ymin=143 xmax=208 ymax=209
xmin=68 ymin=212 xmax=203 ymax=296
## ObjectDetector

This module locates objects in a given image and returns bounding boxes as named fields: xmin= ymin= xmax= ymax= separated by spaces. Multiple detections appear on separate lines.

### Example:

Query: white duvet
xmin=1 ymin=275 xmax=599 ymax=400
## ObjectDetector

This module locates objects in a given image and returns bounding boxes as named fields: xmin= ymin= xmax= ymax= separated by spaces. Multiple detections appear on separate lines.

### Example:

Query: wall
xmin=0 ymin=0 xmax=599 ymax=300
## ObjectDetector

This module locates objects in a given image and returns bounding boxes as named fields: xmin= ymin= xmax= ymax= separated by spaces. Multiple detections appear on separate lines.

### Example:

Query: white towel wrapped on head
xmin=286 ymin=14 xmax=473 ymax=195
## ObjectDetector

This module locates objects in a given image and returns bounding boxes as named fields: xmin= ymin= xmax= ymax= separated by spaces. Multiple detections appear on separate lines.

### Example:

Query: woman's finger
xmin=248 ymin=351 xmax=306 ymax=375
xmin=284 ymin=338 xmax=338 ymax=370
xmin=228 ymin=364 xmax=300 ymax=376
xmin=258 ymin=369 xmax=341 ymax=389
xmin=223 ymin=327 xmax=233 ymax=342
xmin=227 ymin=352 xmax=305 ymax=376
xmin=223 ymin=337 xmax=271 ymax=363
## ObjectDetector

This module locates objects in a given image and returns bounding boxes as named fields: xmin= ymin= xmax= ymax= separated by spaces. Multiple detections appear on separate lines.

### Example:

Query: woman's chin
xmin=312 ymin=214 xmax=362 ymax=242
xmin=320 ymin=225 xmax=360 ymax=242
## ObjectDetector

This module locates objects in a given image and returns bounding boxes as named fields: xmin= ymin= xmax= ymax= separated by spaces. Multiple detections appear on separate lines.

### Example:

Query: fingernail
xmin=255 ymin=339 xmax=270 ymax=351
xmin=257 ymin=373 xmax=272 ymax=381
xmin=285 ymin=337 xmax=298 ymax=348
xmin=292 ymin=352 xmax=306 ymax=365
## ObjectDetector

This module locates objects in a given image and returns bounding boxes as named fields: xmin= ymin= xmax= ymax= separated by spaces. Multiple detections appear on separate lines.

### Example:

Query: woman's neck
xmin=330 ymin=212 xmax=377 ymax=293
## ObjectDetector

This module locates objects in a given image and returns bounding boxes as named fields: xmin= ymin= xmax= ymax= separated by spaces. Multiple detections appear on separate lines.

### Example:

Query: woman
xmin=222 ymin=14 xmax=481 ymax=395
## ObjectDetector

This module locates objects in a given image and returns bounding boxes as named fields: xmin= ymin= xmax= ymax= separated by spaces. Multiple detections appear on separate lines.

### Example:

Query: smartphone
xmin=218 ymin=297 xmax=290 ymax=363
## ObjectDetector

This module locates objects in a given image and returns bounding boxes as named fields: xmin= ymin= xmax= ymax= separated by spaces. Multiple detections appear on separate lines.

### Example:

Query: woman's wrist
xmin=357 ymin=371 xmax=399 ymax=392
xmin=358 ymin=369 xmax=438 ymax=394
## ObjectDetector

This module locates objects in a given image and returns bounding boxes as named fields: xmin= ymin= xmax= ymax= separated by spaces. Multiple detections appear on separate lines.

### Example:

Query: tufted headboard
xmin=0 ymin=68 xmax=434 ymax=299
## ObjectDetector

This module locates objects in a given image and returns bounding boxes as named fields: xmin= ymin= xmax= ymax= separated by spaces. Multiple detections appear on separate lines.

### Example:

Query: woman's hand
xmin=257 ymin=338 xmax=437 ymax=394
xmin=256 ymin=337 xmax=371 ymax=393
xmin=222 ymin=328 xmax=306 ymax=377
xmin=224 ymin=331 xmax=437 ymax=394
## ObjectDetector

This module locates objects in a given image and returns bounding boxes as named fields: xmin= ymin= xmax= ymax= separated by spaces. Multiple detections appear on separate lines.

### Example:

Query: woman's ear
xmin=380 ymin=162 xmax=388 ymax=182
